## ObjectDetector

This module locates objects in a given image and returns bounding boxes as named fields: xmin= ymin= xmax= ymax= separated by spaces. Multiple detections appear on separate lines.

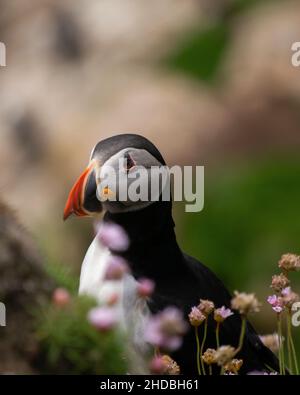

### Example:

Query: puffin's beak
xmin=63 ymin=161 xmax=96 ymax=221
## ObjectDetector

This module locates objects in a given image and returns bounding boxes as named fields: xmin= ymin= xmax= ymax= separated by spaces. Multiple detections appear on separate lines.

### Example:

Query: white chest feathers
xmin=79 ymin=236 xmax=121 ymax=305
xmin=79 ymin=236 xmax=151 ymax=372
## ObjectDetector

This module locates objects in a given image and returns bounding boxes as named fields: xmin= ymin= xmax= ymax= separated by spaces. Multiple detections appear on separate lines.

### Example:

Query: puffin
xmin=63 ymin=133 xmax=280 ymax=375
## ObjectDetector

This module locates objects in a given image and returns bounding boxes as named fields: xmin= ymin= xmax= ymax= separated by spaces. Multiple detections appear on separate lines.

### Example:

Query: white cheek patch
xmin=96 ymin=147 xmax=165 ymax=206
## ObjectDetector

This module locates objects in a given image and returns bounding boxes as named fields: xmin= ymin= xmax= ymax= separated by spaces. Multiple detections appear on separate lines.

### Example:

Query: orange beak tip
xmin=63 ymin=211 xmax=72 ymax=221
xmin=63 ymin=162 xmax=94 ymax=221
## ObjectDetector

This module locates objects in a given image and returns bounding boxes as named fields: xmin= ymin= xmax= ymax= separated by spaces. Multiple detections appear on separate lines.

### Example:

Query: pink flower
xmin=278 ymin=253 xmax=300 ymax=272
xmin=104 ymin=256 xmax=129 ymax=280
xmin=188 ymin=307 xmax=206 ymax=326
xmin=272 ymin=305 xmax=283 ymax=313
xmin=107 ymin=293 xmax=119 ymax=306
xmin=267 ymin=295 xmax=284 ymax=313
xmin=137 ymin=278 xmax=155 ymax=297
xmin=281 ymin=287 xmax=291 ymax=296
xmin=259 ymin=333 xmax=281 ymax=353
xmin=281 ymin=286 xmax=299 ymax=308
xmin=198 ymin=299 xmax=215 ymax=316
xmin=52 ymin=288 xmax=71 ymax=307
xmin=96 ymin=222 xmax=129 ymax=252
xmin=149 ymin=356 xmax=165 ymax=374
xmin=214 ymin=306 xmax=234 ymax=323
xmin=144 ymin=307 xmax=188 ymax=352
xmin=87 ymin=307 xmax=118 ymax=331
xmin=267 ymin=295 xmax=277 ymax=305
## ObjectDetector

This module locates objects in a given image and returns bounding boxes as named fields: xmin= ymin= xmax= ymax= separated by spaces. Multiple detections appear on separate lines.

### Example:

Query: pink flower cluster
xmin=104 ymin=256 xmax=129 ymax=281
xmin=137 ymin=278 xmax=155 ymax=298
xmin=214 ymin=306 xmax=234 ymax=323
xmin=144 ymin=307 xmax=188 ymax=351
xmin=267 ymin=286 xmax=299 ymax=313
xmin=87 ymin=307 xmax=118 ymax=331
xmin=96 ymin=222 xmax=129 ymax=252
xmin=267 ymin=295 xmax=284 ymax=313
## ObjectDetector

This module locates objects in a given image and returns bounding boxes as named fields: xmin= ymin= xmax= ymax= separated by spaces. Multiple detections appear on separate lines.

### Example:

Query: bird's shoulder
xmin=181 ymin=252 xmax=233 ymax=307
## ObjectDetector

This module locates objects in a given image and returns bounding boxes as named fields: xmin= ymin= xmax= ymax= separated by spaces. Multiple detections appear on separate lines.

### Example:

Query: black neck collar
xmin=103 ymin=201 xmax=175 ymax=243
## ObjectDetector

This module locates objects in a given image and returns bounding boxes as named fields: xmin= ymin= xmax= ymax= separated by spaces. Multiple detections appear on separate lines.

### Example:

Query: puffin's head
xmin=63 ymin=134 xmax=167 ymax=220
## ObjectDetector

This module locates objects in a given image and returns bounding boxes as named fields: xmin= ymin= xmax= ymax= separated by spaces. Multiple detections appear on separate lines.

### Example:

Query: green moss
xmin=36 ymin=295 xmax=127 ymax=374
xmin=45 ymin=259 xmax=78 ymax=293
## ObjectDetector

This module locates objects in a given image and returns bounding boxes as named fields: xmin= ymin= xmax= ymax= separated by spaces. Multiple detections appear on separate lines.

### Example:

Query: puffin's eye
xmin=124 ymin=153 xmax=135 ymax=172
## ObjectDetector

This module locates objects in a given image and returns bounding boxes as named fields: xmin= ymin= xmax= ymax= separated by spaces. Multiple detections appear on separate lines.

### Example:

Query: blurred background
xmin=1 ymin=0 xmax=300 ymax=373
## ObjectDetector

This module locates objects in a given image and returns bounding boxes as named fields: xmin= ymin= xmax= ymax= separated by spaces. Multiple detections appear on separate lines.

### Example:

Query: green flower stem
xmin=277 ymin=316 xmax=282 ymax=375
xmin=200 ymin=320 xmax=208 ymax=375
xmin=216 ymin=322 xmax=220 ymax=349
xmin=277 ymin=314 xmax=285 ymax=375
xmin=195 ymin=326 xmax=202 ymax=375
xmin=286 ymin=313 xmax=293 ymax=374
xmin=287 ymin=311 xmax=299 ymax=375
xmin=209 ymin=365 xmax=213 ymax=375
xmin=236 ymin=315 xmax=246 ymax=354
